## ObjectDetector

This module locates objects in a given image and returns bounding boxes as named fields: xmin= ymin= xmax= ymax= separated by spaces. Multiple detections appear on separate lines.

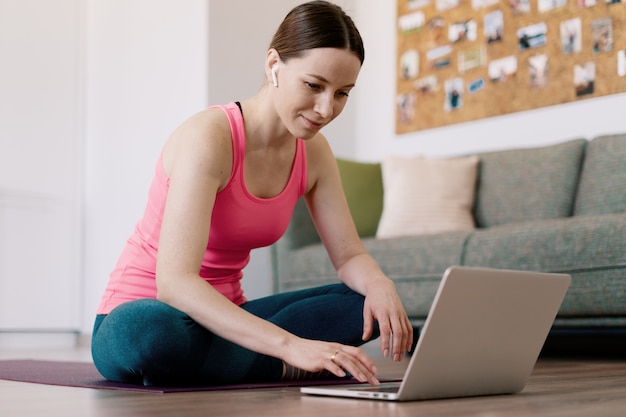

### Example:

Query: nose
xmin=314 ymin=93 xmax=334 ymax=120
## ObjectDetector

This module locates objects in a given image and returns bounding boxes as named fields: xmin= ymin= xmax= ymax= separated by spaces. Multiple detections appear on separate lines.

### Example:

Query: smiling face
xmin=269 ymin=47 xmax=361 ymax=140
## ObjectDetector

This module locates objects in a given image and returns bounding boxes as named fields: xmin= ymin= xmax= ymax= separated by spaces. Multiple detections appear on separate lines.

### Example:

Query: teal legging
xmin=91 ymin=283 xmax=378 ymax=386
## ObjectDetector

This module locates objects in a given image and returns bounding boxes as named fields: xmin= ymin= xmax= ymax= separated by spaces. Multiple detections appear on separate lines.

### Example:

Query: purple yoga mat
xmin=0 ymin=360 xmax=396 ymax=393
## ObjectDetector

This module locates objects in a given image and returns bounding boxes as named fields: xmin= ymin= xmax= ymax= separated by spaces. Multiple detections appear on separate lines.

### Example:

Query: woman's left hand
xmin=362 ymin=278 xmax=413 ymax=361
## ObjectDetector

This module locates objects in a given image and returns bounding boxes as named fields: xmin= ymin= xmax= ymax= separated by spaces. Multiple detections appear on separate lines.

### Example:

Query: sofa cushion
xmin=574 ymin=133 xmax=626 ymax=216
xmin=474 ymin=139 xmax=586 ymax=228
xmin=462 ymin=213 xmax=626 ymax=316
xmin=274 ymin=231 xmax=472 ymax=318
xmin=376 ymin=155 xmax=479 ymax=238
xmin=336 ymin=159 xmax=383 ymax=238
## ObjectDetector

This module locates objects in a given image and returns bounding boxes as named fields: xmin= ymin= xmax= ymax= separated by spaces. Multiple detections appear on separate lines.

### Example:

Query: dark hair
xmin=269 ymin=1 xmax=364 ymax=65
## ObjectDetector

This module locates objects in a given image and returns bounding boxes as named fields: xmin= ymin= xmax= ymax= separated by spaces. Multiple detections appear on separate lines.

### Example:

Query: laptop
xmin=301 ymin=266 xmax=571 ymax=401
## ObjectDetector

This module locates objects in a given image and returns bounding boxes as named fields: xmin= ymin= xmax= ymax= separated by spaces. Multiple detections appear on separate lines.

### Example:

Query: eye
xmin=305 ymin=82 xmax=322 ymax=90
xmin=336 ymin=90 xmax=350 ymax=98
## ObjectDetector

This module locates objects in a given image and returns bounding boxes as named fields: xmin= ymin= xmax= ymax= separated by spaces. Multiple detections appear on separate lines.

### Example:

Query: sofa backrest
xmin=275 ymin=135 xmax=624 ymax=254
xmin=574 ymin=133 xmax=626 ymax=216
xmin=473 ymin=139 xmax=587 ymax=228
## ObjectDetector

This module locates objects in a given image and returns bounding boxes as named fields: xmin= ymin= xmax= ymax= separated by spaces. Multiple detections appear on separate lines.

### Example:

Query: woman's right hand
xmin=283 ymin=337 xmax=380 ymax=385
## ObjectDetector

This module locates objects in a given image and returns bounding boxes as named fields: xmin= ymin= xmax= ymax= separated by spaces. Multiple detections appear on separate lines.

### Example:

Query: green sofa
xmin=271 ymin=133 xmax=626 ymax=334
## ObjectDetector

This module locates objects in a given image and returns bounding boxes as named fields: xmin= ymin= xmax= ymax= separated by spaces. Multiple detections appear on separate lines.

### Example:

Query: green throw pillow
xmin=336 ymin=159 xmax=383 ymax=238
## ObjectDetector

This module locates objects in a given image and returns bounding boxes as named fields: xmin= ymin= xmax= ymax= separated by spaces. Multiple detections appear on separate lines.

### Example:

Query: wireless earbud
xmin=271 ymin=65 xmax=279 ymax=87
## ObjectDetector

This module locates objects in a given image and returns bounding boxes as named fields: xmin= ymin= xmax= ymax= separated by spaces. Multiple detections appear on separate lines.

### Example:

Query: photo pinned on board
xmin=579 ymin=0 xmax=597 ymax=7
xmin=399 ymin=11 xmax=425 ymax=34
xmin=538 ymin=0 xmax=567 ymax=12
xmin=437 ymin=0 xmax=460 ymax=11
xmin=472 ymin=0 xmax=499 ymax=9
xmin=592 ymin=18 xmax=613 ymax=54
xmin=517 ymin=23 xmax=547 ymax=51
xmin=400 ymin=49 xmax=420 ymax=80
xmin=427 ymin=45 xmax=453 ymax=69
xmin=489 ymin=56 xmax=518 ymax=82
xmin=529 ymin=54 xmax=549 ymax=88
xmin=397 ymin=92 xmax=417 ymax=124
xmin=426 ymin=16 xmax=447 ymax=47
xmin=510 ymin=0 xmax=531 ymax=14
xmin=458 ymin=45 xmax=486 ymax=73
xmin=574 ymin=62 xmax=596 ymax=97
xmin=408 ymin=0 xmax=431 ymax=9
xmin=449 ymin=19 xmax=477 ymax=43
xmin=468 ymin=77 xmax=486 ymax=94
xmin=414 ymin=75 xmax=439 ymax=94
xmin=444 ymin=77 xmax=464 ymax=111
xmin=560 ymin=18 xmax=582 ymax=55
xmin=484 ymin=10 xmax=503 ymax=44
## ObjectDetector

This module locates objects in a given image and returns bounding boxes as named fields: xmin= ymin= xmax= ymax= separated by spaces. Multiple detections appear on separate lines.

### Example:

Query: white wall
xmin=352 ymin=0 xmax=626 ymax=160
xmin=0 ymin=0 xmax=84 ymax=346
xmin=83 ymin=0 xmax=209 ymax=332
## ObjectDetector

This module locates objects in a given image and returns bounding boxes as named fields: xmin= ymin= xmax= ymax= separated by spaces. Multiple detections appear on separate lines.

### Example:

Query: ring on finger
xmin=330 ymin=350 xmax=340 ymax=363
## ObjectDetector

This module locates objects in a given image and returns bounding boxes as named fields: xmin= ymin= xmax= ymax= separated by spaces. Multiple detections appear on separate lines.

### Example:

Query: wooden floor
xmin=1 ymin=346 xmax=626 ymax=417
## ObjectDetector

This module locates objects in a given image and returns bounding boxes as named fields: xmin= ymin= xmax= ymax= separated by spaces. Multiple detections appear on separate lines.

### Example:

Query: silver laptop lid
xmin=396 ymin=266 xmax=571 ymax=401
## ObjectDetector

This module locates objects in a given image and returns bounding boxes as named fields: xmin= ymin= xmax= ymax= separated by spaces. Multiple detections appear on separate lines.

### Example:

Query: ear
xmin=265 ymin=49 xmax=281 ymax=86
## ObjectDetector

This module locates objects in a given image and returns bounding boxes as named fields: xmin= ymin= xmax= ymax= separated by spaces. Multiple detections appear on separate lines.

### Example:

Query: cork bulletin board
xmin=395 ymin=0 xmax=626 ymax=133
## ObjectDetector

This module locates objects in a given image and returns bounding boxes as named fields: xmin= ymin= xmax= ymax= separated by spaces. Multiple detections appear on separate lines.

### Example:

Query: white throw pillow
xmin=376 ymin=155 xmax=480 ymax=238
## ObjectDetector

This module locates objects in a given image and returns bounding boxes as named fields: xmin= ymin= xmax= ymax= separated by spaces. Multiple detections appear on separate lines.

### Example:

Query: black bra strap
xmin=235 ymin=101 xmax=243 ymax=117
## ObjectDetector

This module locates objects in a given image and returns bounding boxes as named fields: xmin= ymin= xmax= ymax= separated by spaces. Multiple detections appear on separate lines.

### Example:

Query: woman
xmin=92 ymin=0 xmax=412 ymax=387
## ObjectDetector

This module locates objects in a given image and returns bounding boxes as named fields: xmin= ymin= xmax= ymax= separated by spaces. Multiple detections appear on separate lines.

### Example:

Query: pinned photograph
xmin=397 ymin=92 xmax=417 ymax=124
xmin=618 ymin=50 xmax=626 ymax=77
xmin=414 ymin=75 xmax=439 ymax=94
xmin=484 ymin=10 xmax=504 ymax=44
xmin=444 ymin=78 xmax=464 ymax=111
xmin=400 ymin=49 xmax=420 ymax=80
xmin=510 ymin=0 xmax=531 ymax=14
xmin=538 ymin=0 xmax=567 ymax=12
xmin=427 ymin=45 xmax=453 ymax=69
xmin=574 ymin=62 xmax=595 ymax=97
xmin=468 ymin=77 xmax=486 ymax=94
xmin=529 ymin=54 xmax=549 ymax=88
xmin=560 ymin=18 xmax=582 ymax=55
xmin=426 ymin=17 xmax=446 ymax=47
xmin=399 ymin=11 xmax=426 ymax=34
xmin=449 ymin=20 xmax=477 ymax=43
xmin=488 ymin=56 xmax=518 ymax=82
xmin=592 ymin=18 xmax=613 ymax=53
xmin=458 ymin=46 xmax=485 ymax=73
xmin=579 ymin=0 xmax=598 ymax=7
xmin=436 ymin=0 xmax=460 ymax=11
xmin=408 ymin=0 xmax=431 ymax=9
xmin=472 ymin=0 xmax=499 ymax=9
xmin=517 ymin=23 xmax=547 ymax=51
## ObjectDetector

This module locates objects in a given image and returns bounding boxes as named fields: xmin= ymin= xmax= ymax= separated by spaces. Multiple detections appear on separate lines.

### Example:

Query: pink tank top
xmin=97 ymin=102 xmax=307 ymax=314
